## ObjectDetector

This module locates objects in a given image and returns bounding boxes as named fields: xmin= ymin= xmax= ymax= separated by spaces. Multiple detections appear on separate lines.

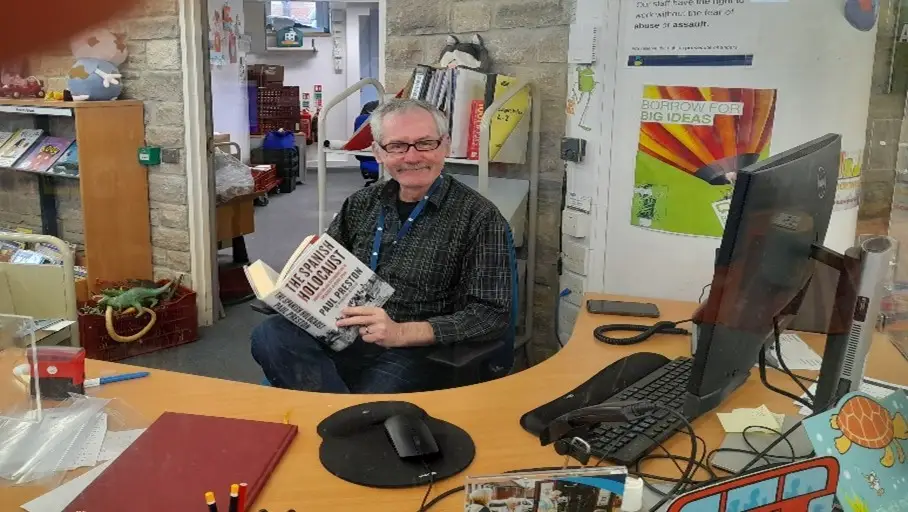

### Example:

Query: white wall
xmin=211 ymin=0 xmax=251 ymax=162
xmin=562 ymin=0 xmax=878 ymax=308
xmin=247 ymin=36 xmax=348 ymax=142
xmin=344 ymin=4 xmax=372 ymax=128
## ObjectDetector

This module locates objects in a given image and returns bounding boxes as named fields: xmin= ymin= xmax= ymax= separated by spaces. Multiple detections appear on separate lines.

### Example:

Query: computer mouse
xmin=383 ymin=414 xmax=440 ymax=459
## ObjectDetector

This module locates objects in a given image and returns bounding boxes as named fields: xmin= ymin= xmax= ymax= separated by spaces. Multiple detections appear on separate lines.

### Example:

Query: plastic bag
xmin=0 ymin=394 xmax=149 ymax=488
xmin=214 ymin=148 xmax=254 ymax=204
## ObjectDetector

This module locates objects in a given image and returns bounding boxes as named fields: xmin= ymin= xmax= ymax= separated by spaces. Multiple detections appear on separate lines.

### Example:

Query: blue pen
xmin=84 ymin=371 xmax=150 ymax=388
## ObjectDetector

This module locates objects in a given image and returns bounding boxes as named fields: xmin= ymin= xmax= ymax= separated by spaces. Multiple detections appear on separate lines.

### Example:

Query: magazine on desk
xmin=244 ymin=234 xmax=395 ymax=351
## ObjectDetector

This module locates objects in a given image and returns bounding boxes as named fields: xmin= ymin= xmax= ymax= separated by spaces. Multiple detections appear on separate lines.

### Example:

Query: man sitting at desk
xmin=251 ymin=98 xmax=513 ymax=393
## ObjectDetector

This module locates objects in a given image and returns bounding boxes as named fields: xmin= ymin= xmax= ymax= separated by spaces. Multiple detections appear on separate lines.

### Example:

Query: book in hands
xmin=244 ymin=234 xmax=395 ymax=352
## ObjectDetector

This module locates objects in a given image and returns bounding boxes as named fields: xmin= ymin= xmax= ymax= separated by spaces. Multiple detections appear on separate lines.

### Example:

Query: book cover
xmin=803 ymin=390 xmax=908 ymax=512
xmin=53 ymin=142 xmax=79 ymax=177
xmin=0 ymin=129 xmax=43 ymax=168
xmin=465 ymin=467 xmax=626 ymax=512
xmin=244 ymin=234 xmax=395 ymax=351
xmin=485 ymin=74 xmax=530 ymax=162
xmin=0 ymin=131 xmax=14 ymax=149
xmin=15 ymin=136 xmax=73 ymax=173
xmin=64 ymin=412 xmax=297 ymax=512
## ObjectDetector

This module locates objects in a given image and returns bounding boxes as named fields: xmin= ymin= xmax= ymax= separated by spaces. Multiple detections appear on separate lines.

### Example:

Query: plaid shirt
xmin=327 ymin=172 xmax=512 ymax=345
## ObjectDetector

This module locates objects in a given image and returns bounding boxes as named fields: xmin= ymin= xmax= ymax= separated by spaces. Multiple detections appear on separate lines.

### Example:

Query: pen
xmin=205 ymin=491 xmax=218 ymax=512
xmin=228 ymin=484 xmax=239 ymax=512
xmin=237 ymin=482 xmax=248 ymax=512
xmin=84 ymin=371 xmax=150 ymax=388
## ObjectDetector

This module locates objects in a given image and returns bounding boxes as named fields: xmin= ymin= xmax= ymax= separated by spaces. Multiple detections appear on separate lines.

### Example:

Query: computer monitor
xmin=684 ymin=133 xmax=842 ymax=418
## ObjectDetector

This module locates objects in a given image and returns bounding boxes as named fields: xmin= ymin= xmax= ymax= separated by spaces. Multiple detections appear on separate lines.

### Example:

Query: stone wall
xmin=385 ymin=0 xmax=573 ymax=363
xmin=0 ymin=0 xmax=190 ymax=281
xmin=859 ymin=0 xmax=906 ymax=226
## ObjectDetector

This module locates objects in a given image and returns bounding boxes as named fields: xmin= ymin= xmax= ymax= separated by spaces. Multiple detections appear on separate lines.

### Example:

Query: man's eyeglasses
xmin=378 ymin=139 xmax=443 ymax=154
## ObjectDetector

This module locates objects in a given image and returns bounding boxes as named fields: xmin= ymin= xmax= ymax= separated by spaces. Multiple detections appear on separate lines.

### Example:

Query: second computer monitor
xmin=685 ymin=133 xmax=841 ymax=418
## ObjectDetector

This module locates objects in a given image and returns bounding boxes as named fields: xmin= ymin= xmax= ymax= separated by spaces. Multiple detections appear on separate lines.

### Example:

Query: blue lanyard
xmin=369 ymin=176 xmax=443 ymax=271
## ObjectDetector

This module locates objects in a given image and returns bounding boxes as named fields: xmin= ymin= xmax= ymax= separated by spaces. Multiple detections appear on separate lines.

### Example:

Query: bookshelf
xmin=0 ymin=99 xmax=153 ymax=293
xmin=315 ymin=77 xmax=540 ymax=347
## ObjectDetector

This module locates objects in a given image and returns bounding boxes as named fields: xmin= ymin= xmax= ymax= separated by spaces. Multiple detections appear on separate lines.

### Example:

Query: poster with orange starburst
xmin=632 ymin=85 xmax=777 ymax=237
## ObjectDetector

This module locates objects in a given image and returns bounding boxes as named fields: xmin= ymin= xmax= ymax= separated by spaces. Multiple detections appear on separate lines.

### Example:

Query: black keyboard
xmin=579 ymin=357 xmax=694 ymax=466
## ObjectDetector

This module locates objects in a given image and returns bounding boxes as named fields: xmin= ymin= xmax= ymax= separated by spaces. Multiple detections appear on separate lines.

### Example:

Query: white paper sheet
xmin=97 ymin=428 xmax=145 ymax=463
xmin=764 ymin=332 xmax=823 ymax=371
xmin=20 ymin=460 xmax=112 ymax=512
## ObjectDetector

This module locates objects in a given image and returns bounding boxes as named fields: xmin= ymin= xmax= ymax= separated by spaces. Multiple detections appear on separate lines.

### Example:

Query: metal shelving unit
xmin=315 ymin=77 xmax=540 ymax=346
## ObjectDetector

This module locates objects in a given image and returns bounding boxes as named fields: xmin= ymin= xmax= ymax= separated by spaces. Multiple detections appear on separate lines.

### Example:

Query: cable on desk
xmin=705 ymin=424 xmax=806 ymax=476
xmin=736 ymin=420 xmax=811 ymax=476
xmin=593 ymin=319 xmax=691 ymax=346
xmin=758 ymin=349 xmax=813 ymax=410
xmin=417 ymin=460 xmax=435 ymax=512
xmin=772 ymin=317 xmax=815 ymax=402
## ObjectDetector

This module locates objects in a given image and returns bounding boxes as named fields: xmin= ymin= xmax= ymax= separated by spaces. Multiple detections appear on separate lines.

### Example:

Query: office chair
xmin=354 ymin=101 xmax=379 ymax=186
xmin=251 ymin=225 xmax=519 ymax=389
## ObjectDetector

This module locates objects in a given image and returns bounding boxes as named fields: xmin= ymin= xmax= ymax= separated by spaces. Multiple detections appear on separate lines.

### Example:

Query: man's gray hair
xmin=369 ymin=98 xmax=449 ymax=143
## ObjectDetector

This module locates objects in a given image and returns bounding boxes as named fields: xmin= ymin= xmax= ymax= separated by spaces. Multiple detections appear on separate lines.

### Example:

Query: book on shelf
xmin=466 ymin=100 xmax=485 ymax=160
xmin=52 ymin=142 xmax=79 ymax=177
xmin=0 ymin=129 xmax=43 ymax=168
xmin=15 ymin=136 xmax=73 ymax=173
xmin=0 ymin=131 xmax=14 ymax=149
xmin=404 ymin=66 xmax=530 ymax=163
xmin=244 ymin=233 xmax=395 ymax=352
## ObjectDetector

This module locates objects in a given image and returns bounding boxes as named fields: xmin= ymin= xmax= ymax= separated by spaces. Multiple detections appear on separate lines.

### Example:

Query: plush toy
xmin=67 ymin=27 xmax=127 ymax=101
xmin=70 ymin=28 xmax=128 ymax=66
xmin=67 ymin=58 xmax=122 ymax=101
xmin=438 ymin=34 xmax=491 ymax=72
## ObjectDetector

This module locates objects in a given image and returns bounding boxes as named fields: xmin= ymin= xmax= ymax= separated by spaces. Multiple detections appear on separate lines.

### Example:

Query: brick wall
xmin=385 ymin=0 xmax=573 ymax=363
xmin=0 ymin=0 xmax=191 ymax=282
xmin=859 ymin=0 xmax=906 ymax=226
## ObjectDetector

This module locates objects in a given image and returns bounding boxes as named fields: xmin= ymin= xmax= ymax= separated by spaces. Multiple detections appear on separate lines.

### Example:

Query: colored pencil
xmin=228 ymin=484 xmax=239 ymax=512
xmin=205 ymin=491 xmax=218 ymax=512
xmin=237 ymin=482 xmax=248 ymax=512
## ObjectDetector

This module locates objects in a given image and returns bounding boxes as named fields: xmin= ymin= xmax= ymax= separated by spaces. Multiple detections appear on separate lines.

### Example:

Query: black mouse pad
xmin=317 ymin=401 xmax=475 ymax=488
xmin=519 ymin=352 xmax=671 ymax=437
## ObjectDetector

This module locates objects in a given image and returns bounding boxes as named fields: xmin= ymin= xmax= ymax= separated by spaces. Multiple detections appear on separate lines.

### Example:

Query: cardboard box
xmin=248 ymin=64 xmax=284 ymax=85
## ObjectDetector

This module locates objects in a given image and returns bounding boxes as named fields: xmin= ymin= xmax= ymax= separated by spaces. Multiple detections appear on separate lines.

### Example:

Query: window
xmin=725 ymin=477 xmax=779 ymax=512
xmin=782 ymin=466 xmax=828 ymax=499
xmin=679 ymin=494 xmax=720 ymax=512
xmin=267 ymin=0 xmax=330 ymax=34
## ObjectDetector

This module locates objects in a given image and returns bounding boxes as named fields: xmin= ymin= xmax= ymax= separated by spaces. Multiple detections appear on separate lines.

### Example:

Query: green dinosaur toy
xmin=96 ymin=276 xmax=182 ymax=343
xmin=98 ymin=281 xmax=175 ymax=312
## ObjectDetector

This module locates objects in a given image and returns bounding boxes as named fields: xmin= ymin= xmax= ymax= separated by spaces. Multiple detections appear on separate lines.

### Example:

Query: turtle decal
xmin=829 ymin=395 xmax=908 ymax=468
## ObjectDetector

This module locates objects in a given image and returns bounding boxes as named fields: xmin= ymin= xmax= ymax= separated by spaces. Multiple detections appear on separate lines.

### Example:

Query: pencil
xmin=205 ymin=491 xmax=218 ymax=512
xmin=228 ymin=484 xmax=239 ymax=512
xmin=237 ymin=482 xmax=248 ymax=512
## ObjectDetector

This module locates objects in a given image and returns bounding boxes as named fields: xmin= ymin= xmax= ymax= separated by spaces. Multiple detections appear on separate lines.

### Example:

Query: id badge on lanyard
xmin=369 ymin=176 xmax=443 ymax=271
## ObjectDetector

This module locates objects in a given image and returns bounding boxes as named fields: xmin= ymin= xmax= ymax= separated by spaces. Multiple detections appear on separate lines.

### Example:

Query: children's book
xmin=53 ymin=143 xmax=79 ymax=177
xmin=0 ymin=129 xmax=43 ymax=168
xmin=15 ymin=137 xmax=73 ymax=173
xmin=803 ymin=390 xmax=908 ymax=512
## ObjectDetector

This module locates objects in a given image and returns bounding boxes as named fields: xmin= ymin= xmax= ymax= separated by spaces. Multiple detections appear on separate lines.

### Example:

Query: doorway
xmin=169 ymin=0 xmax=386 ymax=383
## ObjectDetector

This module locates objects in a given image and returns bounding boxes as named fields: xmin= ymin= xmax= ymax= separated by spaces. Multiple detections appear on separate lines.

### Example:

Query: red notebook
xmin=65 ymin=412 xmax=298 ymax=512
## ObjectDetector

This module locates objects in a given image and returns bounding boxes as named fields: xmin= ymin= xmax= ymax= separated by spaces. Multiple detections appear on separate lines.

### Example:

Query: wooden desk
xmin=4 ymin=294 xmax=908 ymax=511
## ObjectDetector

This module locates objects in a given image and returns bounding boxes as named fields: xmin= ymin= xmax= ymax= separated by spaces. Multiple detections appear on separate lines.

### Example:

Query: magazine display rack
xmin=0 ymin=99 xmax=153 ymax=293
xmin=315 ymin=78 xmax=540 ymax=347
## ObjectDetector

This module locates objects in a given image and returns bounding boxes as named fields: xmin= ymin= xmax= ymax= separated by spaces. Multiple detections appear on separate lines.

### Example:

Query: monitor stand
xmin=808 ymin=237 xmax=894 ymax=414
